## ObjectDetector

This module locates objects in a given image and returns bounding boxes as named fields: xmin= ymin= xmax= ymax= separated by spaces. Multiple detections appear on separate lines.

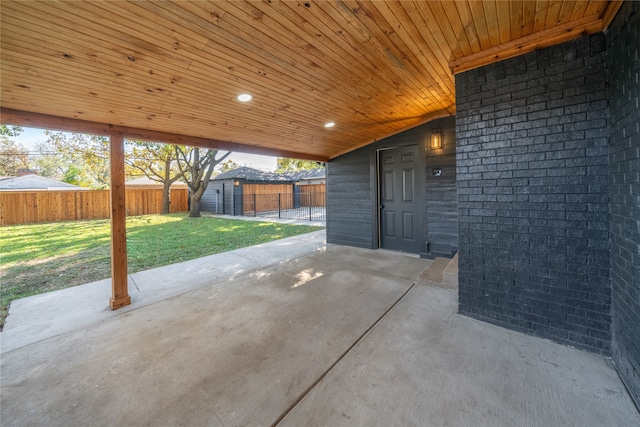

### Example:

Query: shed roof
xmin=214 ymin=167 xmax=290 ymax=182
xmin=214 ymin=166 xmax=326 ymax=182
xmin=286 ymin=168 xmax=326 ymax=181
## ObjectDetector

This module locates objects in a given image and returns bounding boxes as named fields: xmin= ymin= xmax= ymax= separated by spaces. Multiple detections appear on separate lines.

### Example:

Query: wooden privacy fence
xmin=299 ymin=184 xmax=326 ymax=207
xmin=240 ymin=183 xmax=326 ymax=214
xmin=243 ymin=183 xmax=294 ymax=213
xmin=0 ymin=188 xmax=189 ymax=226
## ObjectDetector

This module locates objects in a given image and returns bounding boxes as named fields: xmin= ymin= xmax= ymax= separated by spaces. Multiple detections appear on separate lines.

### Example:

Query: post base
xmin=110 ymin=295 xmax=131 ymax=310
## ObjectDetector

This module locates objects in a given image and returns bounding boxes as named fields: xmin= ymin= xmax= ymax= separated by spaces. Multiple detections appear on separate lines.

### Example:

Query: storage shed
xmin=202 ymin=167 xmax=294 ymax=215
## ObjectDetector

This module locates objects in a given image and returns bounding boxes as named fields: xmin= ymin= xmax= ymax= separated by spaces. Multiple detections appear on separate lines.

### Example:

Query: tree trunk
xmin=175 ymin=146 xmax=230 ymax=218
xmin=189 ymin=195 xmax=201 ymax=218
xmin=189 ymin=183 xmax=208 ymax=218
xmin=161 ymin=181 xmax=171 ymax=214
xmin=161 ymin=161 xmax=172 ymax=214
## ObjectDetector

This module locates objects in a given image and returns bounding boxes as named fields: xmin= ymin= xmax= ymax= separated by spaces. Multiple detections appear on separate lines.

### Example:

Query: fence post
xmin=253 ymin=193 xmax=257 ymax=217
xmin=309 ymin=193 xmax=312 ymax=221
xmin=278 ymin=193 xmax=281 ymax=219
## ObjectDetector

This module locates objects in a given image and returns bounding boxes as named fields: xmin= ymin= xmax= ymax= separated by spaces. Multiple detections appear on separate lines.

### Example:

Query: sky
xmin=12 ymin=126 xmax=278 ymax=172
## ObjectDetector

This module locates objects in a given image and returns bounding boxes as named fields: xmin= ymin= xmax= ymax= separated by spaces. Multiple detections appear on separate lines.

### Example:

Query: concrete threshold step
xmin=443 ymin=253 xmax=458 ymax=288
xmin=419 ymin=254 xmax=458 ymax=289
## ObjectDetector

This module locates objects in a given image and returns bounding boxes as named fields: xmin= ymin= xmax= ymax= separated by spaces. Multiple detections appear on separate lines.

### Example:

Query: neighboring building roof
xmin=286 ymin=168 xmax=325 ymax=181
xmin=213 ymin=166 xmax=326 ymax=183
xmin=0 ymin=175 xmax=86 ymax=191
xmin=213 ymin=166 xmax=290 ymax=182
xmin=126 ymin=176 xmax=188 ymax=187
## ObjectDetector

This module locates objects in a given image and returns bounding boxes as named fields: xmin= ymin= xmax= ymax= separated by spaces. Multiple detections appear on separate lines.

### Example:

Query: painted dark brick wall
xmin=327 ymin=117 xmax=457 ymax=257
xmin=607 ymin=1 xmax=640 ymax=407
xmin=456 ymin=34 xmax=611 ymax=354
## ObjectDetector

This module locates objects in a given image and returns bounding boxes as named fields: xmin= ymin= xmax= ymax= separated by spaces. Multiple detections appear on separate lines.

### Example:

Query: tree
xmin=217 ymin=159 xmax=240 ymax=173
xmin=62 ymin=164 xmax=87 ymax=187
xmin=0 ymin=125 xmax=23 ymax=138
xmin=126 ymin=141 xmax=185 ymax=214
xmin=42 ymin=131 xmax=233 ymax=216
xmin=31 ymin=141 xmax=66 ymax=179
xmin=175 ymin=146 xmax=231 ymax=217
xmin=0 ymin=125 xmax=29 ymax=176
xmin=46 ymin=131 xmax=111 ymax=189
xmin=0 ymin=138 xmax=30 ymax=176
xmin=275 ymin=158 xmax=322 ymax=173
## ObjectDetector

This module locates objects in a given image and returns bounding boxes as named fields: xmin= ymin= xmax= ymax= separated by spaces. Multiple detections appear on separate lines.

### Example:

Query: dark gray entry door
xmin=379 ymin=146 xmax=420 ymax=253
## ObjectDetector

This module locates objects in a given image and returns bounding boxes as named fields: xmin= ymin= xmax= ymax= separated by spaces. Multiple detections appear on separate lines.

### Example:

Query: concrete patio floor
xmin=1 ymin=231 xmax=638 ymax=426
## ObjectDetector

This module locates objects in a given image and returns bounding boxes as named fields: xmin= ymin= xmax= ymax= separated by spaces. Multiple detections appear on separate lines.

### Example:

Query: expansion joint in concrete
xmin=271 ymin=282 xmax=417 ymax=427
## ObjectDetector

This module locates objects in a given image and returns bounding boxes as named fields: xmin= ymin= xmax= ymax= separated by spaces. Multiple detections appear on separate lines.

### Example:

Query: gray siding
xmin=425 ymin=154 xmax=457 ymax=256
xmin=327 ymin=117 xmax=457 ymax=257
xmin=425 ymin=125 xmax=457 ymax=257
xmin=201 ymin=182 xmax=225 ymax=214
xmin=201 ymin=179 xmax=235 ymax=215
xmin=326 ymin=150 xmax=374 ymax=248
xmin=224 ymin=180 xmax=236 ymax=215
xmin=608 ymin=1 xmax=640 ymax=407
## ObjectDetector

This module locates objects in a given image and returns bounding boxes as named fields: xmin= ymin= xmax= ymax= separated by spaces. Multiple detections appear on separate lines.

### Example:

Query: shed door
xmin=379 ymin=146 xmax=420 ymax=253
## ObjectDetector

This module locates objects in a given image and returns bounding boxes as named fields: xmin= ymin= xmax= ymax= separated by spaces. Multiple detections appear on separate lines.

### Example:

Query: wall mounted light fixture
xmin=431 ymin=130 xmax=442 ymax=149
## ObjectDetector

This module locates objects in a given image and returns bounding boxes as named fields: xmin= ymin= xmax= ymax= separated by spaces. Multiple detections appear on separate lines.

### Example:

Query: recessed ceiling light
xmin=324 ymin=122 xmax=335 ymax=128
xmin=237 ymin=93 xmax=252 ymax=102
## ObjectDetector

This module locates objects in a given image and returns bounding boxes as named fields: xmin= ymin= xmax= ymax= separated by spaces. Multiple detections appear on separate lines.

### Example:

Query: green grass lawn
xmin=0 ymin=214 xmax=323 ymax=329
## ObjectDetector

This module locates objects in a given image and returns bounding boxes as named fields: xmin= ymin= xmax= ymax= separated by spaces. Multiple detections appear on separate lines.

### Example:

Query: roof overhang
xmin=0 ymin=1 xmax=622 ymax=160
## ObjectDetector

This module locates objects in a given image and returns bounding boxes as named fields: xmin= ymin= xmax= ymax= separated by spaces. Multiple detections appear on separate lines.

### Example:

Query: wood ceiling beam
xmin=0 ymin=108 xmax=330 ymax=162
xmin=601 ymin=0 xmax=623 ymax=29
xmin=449 ymin=13 xmax=607 ymax=75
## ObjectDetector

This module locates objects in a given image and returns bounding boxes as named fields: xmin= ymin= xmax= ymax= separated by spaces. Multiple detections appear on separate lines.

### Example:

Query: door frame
xmin=372 ymin=142 xmax=426 ymax=255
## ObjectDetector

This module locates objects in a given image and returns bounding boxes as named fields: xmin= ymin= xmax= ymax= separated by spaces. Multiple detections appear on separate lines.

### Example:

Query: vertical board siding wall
xmin=201 ymin=182 xmax=226 ymax=214
xmin=607 ymin=1 xmax=640 ymax=407
xmin=201 ymin=179 xmax=236 ymax=215
xmin=327 ymin=117 xmax=457 ymax=257
xmin=456 ymin=34 xmax=611 ymax=354
xmin=0 ymin=188 xmax=189 ymax=226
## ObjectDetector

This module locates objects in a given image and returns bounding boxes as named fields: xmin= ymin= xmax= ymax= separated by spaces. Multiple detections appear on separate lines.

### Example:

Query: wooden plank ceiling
xmin=0 ymin=1 xmax=620 ymax=161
